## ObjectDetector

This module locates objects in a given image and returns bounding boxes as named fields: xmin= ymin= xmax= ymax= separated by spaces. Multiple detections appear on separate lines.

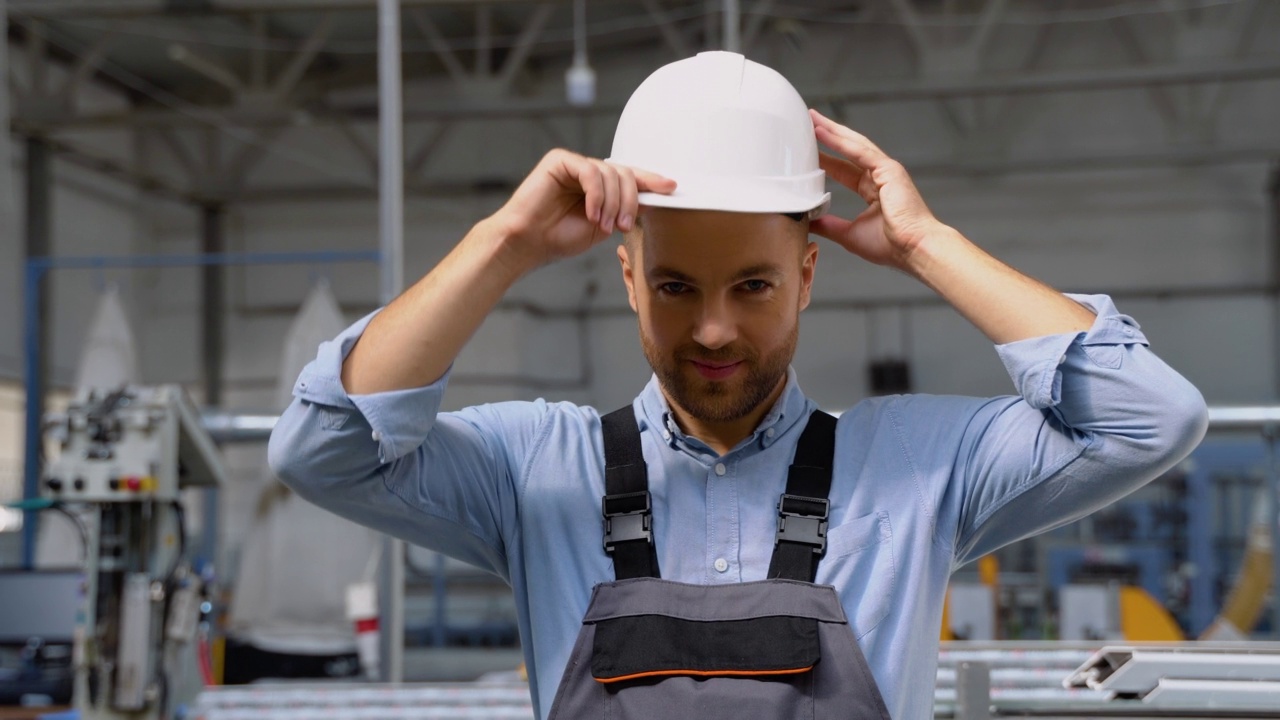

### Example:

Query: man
xmin=269 ymin=52 xmax=1207 ymax=719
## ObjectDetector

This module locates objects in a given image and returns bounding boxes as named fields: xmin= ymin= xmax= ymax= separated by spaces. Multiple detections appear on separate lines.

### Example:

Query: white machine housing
xmin=42 ymin=385 xmax=225 ymax=720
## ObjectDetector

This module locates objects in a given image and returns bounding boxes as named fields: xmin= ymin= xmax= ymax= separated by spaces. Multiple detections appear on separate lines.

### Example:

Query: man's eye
xmin=659 ymin=282 xmax=689 ymax=295
xmin=741 ymin=279 xmax=770 ymax=293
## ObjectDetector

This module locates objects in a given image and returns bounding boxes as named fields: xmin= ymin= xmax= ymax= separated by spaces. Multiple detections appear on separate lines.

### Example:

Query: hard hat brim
xmin=631 ymin=170 xmax=831 ymax=221
xmin=638 ymin=190 xmax=831 ymax=220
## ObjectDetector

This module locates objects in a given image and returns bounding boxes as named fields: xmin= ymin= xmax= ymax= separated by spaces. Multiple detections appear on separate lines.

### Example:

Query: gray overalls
xmin=546 ymin=408 xmax=893 ymax=719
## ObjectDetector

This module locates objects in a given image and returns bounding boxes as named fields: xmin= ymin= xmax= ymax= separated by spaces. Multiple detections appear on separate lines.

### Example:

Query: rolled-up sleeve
xmin=267 ymin=311 xmax=546 ymax=580
xmin=945 ymin=294 xmax=1208 ymax=566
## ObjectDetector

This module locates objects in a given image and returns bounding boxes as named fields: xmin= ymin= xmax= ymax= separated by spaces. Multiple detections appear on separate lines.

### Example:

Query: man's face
xmin=618 ymin=209 xmax=818 ymax=424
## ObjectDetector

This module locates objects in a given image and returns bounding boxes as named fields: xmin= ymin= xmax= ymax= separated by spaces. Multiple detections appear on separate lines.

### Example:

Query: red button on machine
xmin=125 ymin=477 xmax=142 ymax=492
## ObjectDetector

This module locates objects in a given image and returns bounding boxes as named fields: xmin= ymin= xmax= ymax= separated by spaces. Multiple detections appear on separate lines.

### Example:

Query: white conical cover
xmin=38 ymin=287 xmax=141 ymax=568
xmin=73 ymin=286 xmax=139 ymax=392
xmin=229 ymin=280 xmax=382 ymax=654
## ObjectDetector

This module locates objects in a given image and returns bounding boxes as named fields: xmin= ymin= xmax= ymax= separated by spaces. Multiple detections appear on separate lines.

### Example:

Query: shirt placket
xmin=705 ymin=457 xmax=740 ymax=583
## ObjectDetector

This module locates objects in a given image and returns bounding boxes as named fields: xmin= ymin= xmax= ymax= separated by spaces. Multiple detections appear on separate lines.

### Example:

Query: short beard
xmin=640 ymin=322 xmax=797 ymax=424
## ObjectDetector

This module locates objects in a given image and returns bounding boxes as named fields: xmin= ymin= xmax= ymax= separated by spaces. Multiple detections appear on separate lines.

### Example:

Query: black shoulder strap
xmin=600 ymin=407 xmax=660 ymax=580
xmin=767 ymin=410 xmax=838 ymax=582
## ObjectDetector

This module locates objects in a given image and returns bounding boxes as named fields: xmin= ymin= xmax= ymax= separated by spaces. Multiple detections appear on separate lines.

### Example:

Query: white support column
xmin=377 ymin=0 xmax=406 ymax=685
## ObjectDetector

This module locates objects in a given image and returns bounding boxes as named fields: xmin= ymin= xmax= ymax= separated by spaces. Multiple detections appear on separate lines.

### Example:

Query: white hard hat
xmin=608 ymin=51 xmax=829 ymax=220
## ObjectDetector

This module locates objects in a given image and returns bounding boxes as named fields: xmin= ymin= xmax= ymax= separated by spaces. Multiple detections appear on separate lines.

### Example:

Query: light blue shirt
xmin=269 ymin=294 xmax=1207 ymax=720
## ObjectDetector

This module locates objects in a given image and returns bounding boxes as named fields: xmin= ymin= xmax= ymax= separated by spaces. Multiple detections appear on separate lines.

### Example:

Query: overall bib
xmin=546 ymin=408 xmax=893 ymax=719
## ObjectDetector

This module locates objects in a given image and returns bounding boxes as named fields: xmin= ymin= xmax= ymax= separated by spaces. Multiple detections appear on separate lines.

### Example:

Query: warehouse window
xmin=0 ymin=382 xmax=25 ymax=532
xmin=0 ymin=382 xmax=72 ymax=533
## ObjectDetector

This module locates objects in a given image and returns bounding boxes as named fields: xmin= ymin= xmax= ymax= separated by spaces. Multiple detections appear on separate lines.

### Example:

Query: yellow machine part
xmin=978 ymin=555 xmax=999 ymax=587
xmin=1202 ymin=488 xmax=1273 ymax=639
xmin=940 ymin=555 xmax=999 ymax=641
xmin=1119 ymin=585 xmax=1185 ymax=641
xmin=940 ymin=588 xmax=954 ymax=641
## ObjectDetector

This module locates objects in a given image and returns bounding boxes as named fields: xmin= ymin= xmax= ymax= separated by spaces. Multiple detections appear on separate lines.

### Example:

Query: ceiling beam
xmin=29 ymin=54 xmax=1280 ymax=129
xmin=8 ymin=0 xmax=632 ymax=18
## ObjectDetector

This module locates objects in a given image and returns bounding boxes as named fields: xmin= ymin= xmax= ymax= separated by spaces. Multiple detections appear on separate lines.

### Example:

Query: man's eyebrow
xmin=730 ymin=264 xmax=785 ymax=282
xmin=647 ymin=264 xmax=786 ymax=283
xmin=647 ymin=266 xmax=697 ymax=283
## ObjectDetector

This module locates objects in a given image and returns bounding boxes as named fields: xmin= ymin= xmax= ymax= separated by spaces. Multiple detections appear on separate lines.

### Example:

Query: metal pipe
xmin=573 ymin=0 xmax=586 ymax=65
xmin=722 ymin=0 xmax=739 ymax=53
xmin=1271 ymin=163 xmax=1280 ymax=640
xmin=377 ymin=0 xmax=407 ymax=685
xmin=1207 ymin=407 xmax=1280 ymax=429
xmin=200 ymin=203 xmax=226 ymax=572
xmin=198 ymin=406 xmax=1280 ymax=443
xmin=201 ymin=207 xmax=227 ymax=410
xmin=21 ymin=136 xmax=51 ymax=569
xmin=200 ymin=411 xmax=279 ymax=443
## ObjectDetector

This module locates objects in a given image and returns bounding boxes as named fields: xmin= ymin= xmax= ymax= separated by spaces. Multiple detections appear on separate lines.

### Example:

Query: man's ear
xmin=618 ymin=242 xmax=639 ymax=313
xmin=799 ymin=240 xmax=818 ymax=312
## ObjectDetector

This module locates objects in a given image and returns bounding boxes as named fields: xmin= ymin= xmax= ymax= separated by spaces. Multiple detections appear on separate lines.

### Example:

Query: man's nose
xmin=691 ymin=298 xmax=738 ymax=350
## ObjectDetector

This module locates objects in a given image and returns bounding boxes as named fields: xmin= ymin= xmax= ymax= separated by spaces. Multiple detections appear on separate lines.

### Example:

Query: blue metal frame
xmin=21 ymin=250 xmax=380 ymax=569
xmin=1182 ymin=438 xmax=1272 ymax=635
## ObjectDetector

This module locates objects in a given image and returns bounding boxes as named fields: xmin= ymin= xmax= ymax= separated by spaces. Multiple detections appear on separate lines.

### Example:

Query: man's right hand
xmin=341 ymin=150 xmax=673 ymax=395
xmin=492 ymin=149 xmax=676 ymax=270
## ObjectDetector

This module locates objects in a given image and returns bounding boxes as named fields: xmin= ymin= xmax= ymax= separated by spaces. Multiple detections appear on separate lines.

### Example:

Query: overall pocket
xmin=593 ymin=613 xmax=819 ymax=719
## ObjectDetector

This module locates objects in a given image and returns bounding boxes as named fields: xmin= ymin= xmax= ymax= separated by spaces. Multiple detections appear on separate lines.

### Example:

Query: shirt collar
xmin=637 ymin=367 xmax=812 ymax=454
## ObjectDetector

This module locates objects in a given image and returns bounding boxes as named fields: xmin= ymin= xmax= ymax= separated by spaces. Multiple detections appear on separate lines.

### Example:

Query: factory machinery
xmin=35 ymin=385 xmax=225 ymax=719
xmin=942 ymin=436 xmax=1277 ymax=644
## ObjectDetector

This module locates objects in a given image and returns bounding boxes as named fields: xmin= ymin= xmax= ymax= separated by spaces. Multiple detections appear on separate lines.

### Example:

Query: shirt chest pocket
xmin=815 ymin=511 xmax=895 ymax=639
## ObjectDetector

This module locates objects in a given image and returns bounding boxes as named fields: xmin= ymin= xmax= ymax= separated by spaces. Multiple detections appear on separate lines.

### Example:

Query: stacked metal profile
xmin=1063 ymin=645 xmax=1280 ymax=710
xmin=935 ymin=643 xmax=1110 ymax=714
xmin=190 ymin=683 xmax=535 ymax=720
xmin=191 ymin=644 xmax=1280 ymax=719
xmin=937 ymin=642 xmax=1280 ymax=717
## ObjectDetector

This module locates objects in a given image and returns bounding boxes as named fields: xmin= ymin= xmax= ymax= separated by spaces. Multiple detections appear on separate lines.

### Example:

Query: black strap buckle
xmin=774 ymin=494 xmax=829 ymax=555
xmin=602 ymin=491 xmax=653 ymax=555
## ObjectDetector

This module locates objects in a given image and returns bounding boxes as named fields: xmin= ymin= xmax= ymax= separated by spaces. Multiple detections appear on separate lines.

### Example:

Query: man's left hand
xmin=808 ymin=109 xmax=947 ymax=275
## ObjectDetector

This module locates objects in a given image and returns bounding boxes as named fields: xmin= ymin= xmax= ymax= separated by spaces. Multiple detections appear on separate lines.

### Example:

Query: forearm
xmin=342 ymin=218 xmax=533 ymax=394
xmin=907 ymin=224 xmax=1096 ymax=345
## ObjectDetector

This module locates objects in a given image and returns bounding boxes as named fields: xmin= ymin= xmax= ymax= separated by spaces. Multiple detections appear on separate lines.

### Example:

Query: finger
xmin=630 ymin=167 xmax=677 ymax=195
xmin=857 ymin=172 xmax=878 ymax=204
xmin=808 ymin=214 xmax=855 ymax=244
xmin=819 ymin=151 xmax=866 ymax=188
xmin=562 ymin=155 xmax=604 ymax=223
xmin=595 ymin=160 xmax=621 ymax=234
xmin=810 ymin=109 xmax=890 ymax=171
xmin=610 ymin=164 xmax=639 ymax=231
xmin=810 ymin=108 xmax=889 ymax=156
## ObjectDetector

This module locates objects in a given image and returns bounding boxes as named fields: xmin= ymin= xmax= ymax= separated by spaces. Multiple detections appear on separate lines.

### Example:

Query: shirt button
xmin=714 ymin=463 xmax=726 ymax=476
xmin=714 ymin=558 xmax=728 ymax=573
xmin=371 ymin=430 xmax=381 ymax=443
xmin=765 ymin=428 xmax=776 ymax=438
xmin=662 ymin=430 xmax=671 ymax=441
